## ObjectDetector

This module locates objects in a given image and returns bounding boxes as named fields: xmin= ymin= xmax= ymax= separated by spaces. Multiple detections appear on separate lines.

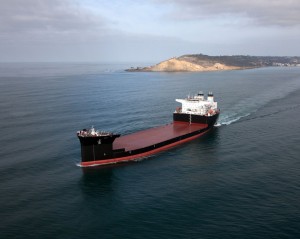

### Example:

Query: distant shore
xmin=125 ymin=54 xmax=300 ymax=72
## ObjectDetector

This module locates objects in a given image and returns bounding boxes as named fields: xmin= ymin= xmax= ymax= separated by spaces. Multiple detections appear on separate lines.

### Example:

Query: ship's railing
xmin=174 ymin=108 xmax=220 ymax=116
xmin=77 ymin=129 xmax=113 ymax=137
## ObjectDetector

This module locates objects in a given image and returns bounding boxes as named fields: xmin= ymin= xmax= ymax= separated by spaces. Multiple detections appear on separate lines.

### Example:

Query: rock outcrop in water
xmin=126 ymin=54 xmax=300 ymax=72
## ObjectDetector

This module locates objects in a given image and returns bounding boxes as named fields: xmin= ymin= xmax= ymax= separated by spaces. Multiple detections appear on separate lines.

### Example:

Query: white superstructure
xmin=175 ymin=92 xmax=218 ymax=116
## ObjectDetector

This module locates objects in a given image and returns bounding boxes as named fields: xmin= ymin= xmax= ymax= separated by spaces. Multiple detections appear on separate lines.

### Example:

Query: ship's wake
xmin=217 ymin=104 xmax=300 ymax=127
xmin=217 ymin=76 xmax=300 ymax=126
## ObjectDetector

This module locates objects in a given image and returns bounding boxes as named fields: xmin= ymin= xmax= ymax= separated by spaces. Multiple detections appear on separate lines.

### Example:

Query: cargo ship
xmin=77 ymin=92 xmax=219 ymax=167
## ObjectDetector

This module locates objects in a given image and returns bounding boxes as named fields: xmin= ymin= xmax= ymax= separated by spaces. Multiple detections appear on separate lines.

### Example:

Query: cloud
xmin=1 ymin=0 xmax=299 ymax=62
xmin=0 ymin=0 xmax=105 ymax=35
xmin=0 ymin=0 xmax=115 ymax=61
xmin=160 ymin=0 xmax=300 ymax=26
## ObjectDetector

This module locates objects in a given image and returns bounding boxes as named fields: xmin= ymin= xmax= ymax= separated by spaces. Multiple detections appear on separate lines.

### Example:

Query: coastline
xmin=126 ymin=58 xmax=244 ymax=72
xmin=125 ymin=54 xmax=300 ymax=72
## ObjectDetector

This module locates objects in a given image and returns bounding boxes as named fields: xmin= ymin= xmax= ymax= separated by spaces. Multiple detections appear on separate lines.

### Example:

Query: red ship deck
xmin=114 ymin=122 xmax=208 ymax=151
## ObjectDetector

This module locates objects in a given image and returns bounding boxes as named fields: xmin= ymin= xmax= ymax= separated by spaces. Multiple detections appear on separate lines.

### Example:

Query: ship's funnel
xmin=207 ymin=92 xmax=214 ymax=102
xmin=196 ymin=91 xmax=204 ymax=100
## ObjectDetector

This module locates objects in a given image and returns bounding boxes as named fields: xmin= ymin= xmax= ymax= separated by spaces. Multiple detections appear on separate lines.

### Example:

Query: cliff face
xmin=128 ymin=58 xmax=241 ymax=72
xmin=126 ymin=54 xmax=300 ymax=72
xmin=150 ymin=58 xmax=204 ymax=71
xmin=148 ymin=58 xmax=241 ymax=72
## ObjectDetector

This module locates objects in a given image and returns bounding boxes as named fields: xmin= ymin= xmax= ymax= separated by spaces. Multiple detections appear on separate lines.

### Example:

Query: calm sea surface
xmin=0 ymin=63 xmax=300 ymax=239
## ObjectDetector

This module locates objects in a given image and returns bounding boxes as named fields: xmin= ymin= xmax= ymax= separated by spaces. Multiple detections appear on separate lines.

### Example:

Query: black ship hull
xmin=173 ymin=112 xmax=219 ymax=126
xmin=77 ymin=112 xmax=219 ymax=167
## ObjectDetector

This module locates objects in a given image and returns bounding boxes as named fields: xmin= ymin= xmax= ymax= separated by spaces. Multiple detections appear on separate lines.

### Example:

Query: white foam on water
xmin=217 ymin=76 xmax=300 ymax=126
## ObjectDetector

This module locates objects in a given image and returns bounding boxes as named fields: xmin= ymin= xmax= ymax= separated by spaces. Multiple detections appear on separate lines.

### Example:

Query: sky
xmin=1 ymin=0 xmax=300 ymax=62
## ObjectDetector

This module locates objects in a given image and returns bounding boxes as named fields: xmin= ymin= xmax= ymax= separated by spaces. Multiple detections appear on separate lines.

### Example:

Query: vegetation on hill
xmin=179 ymin=54 xmax=300 ymax=67
xmin=126 ymin=54 xmax=300 ymax=72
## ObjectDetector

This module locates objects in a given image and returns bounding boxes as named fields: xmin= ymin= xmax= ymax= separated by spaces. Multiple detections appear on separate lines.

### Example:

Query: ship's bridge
xmin=175 ymin=92 xmax=218 ymax=116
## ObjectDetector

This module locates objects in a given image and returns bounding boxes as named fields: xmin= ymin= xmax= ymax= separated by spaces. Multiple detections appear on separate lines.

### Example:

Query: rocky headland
xmin=126 ymin=54 xmax=300 ymax=72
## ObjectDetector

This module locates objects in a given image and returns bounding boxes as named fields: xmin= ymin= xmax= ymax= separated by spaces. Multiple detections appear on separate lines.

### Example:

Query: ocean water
xmin=0 ymin=63 xmax=300 ymax=239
